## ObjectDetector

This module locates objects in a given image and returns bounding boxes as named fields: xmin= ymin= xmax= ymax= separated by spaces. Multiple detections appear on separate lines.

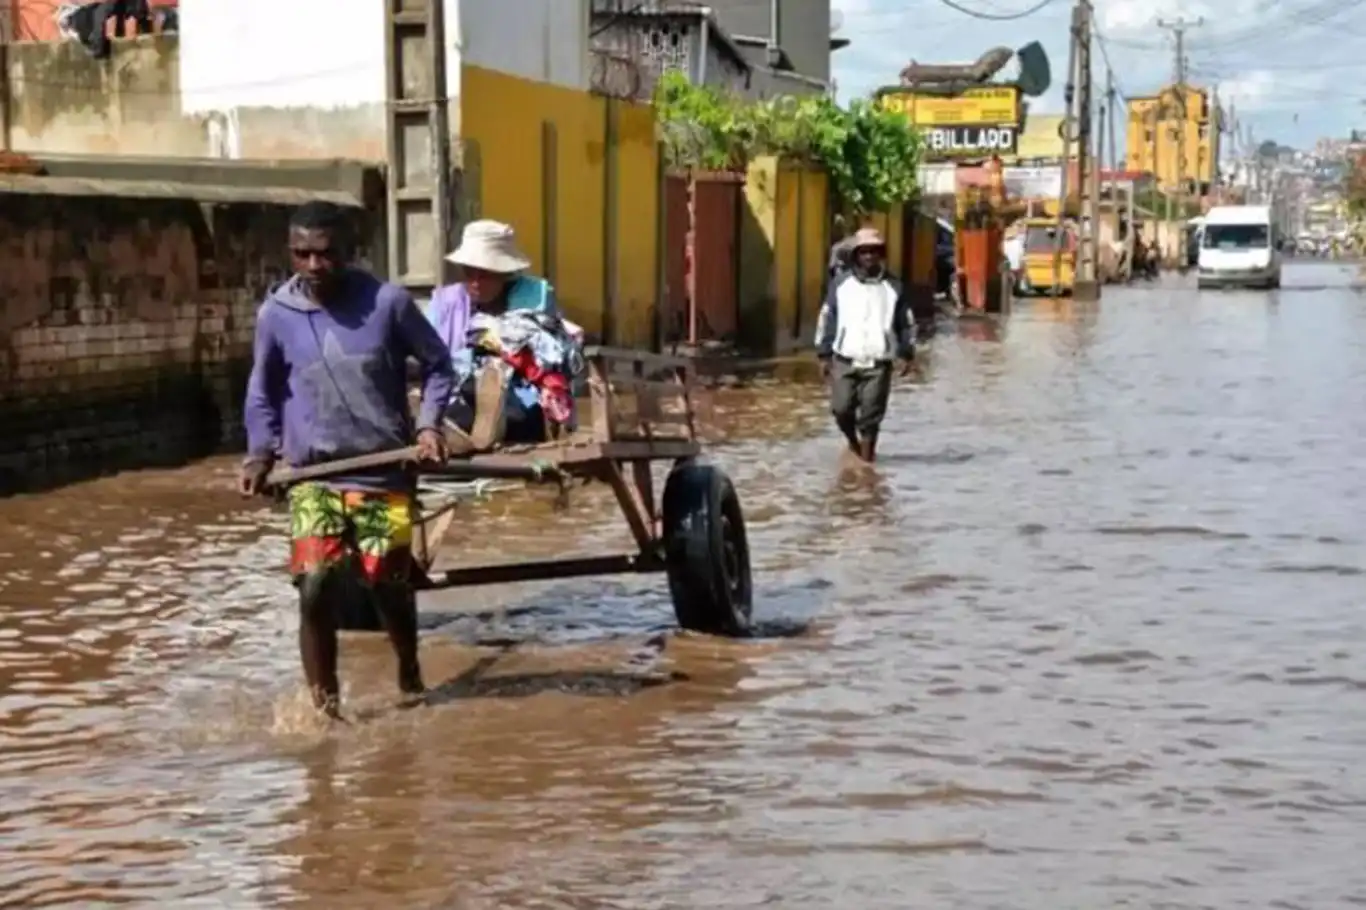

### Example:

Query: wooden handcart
xmin=265 ymin=346 xmax=754 ymax=637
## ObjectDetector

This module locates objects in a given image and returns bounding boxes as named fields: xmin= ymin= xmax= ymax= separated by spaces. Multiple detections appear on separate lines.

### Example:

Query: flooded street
xmin=6 ymin=260 xmax=1366 ymax=908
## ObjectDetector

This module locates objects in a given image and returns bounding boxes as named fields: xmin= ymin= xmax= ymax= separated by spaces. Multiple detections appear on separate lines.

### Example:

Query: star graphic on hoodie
xmin=298 ymin=330 xmax=393 ymax=456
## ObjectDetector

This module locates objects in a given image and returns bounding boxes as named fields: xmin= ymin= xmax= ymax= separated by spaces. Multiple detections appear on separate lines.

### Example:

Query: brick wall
xmin=5 ymin=34 xmax=389 ymax=160
xmin=0 ymin=192 xmax=305 ymax=494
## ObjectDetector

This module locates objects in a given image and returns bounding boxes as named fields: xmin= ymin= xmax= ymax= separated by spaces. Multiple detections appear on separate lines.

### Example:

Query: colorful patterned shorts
xmin=287 ymin=482 xmax=415 ymax=585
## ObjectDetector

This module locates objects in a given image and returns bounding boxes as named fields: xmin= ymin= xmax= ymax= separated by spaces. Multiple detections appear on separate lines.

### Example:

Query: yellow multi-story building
xmin=1125 ymin=84 xmax=1221 ymax=193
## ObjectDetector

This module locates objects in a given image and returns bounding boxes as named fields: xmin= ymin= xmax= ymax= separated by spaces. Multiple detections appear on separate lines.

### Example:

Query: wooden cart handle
xmin=265 ymin=446 xmax=421 ymax=488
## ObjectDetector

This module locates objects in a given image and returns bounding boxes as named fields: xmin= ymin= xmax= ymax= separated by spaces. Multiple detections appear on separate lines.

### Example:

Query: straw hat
xmin=851 ymin=227 xmax=886 ymax=249
xmin=445 ymin=220 xmax=531 ymax=273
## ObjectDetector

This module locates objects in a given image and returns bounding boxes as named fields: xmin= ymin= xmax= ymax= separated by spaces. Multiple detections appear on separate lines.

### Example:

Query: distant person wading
xmin=815 ymin=228 xmax=915 ymax=464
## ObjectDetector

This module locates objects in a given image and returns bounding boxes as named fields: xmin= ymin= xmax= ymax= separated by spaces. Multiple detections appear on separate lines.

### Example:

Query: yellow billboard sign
xmin=880 ymin=85 xmax=1021 ymax=127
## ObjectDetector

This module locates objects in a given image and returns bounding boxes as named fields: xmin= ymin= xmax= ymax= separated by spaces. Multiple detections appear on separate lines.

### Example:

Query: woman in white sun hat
xmin=426 ymin=220 xmax=583 ymax=448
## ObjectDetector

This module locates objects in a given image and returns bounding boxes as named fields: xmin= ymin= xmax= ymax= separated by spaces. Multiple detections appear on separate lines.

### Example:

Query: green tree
xmin=652 ymin=71 xmax=924 ymax=215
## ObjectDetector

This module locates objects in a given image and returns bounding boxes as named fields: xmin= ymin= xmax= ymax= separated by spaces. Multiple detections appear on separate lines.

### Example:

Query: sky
xmin=829 ymin=0 xmax=1366 ymax=152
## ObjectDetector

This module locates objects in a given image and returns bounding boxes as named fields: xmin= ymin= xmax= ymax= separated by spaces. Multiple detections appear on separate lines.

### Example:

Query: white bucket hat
xmin=445 ymin=219 xmax=531 ymax=273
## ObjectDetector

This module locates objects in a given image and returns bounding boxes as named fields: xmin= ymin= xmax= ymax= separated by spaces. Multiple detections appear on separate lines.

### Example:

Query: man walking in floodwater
xmin=815 ymin=227 xmax=914 ymax=463
xmin=238 ymin=201 xmax=455 ymax=719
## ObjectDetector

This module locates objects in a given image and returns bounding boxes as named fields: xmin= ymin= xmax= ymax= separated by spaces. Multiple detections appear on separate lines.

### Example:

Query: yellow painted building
xmin=1010 ymin=113 xmax=1066 ymax=161
xmin=1125 ymin=84 xmax=1221 ymax=192
xmin=460 ymin=66 xmax=840 ymax=352
xmin=461 ymin=65 xmax=661 ymax=347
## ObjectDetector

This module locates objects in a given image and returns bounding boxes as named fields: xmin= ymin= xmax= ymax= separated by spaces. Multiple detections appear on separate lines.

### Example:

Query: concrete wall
xmin=176 ymin=0 xmax=588 ymax=160
xmin=176 ymin=0 xmax=392 ymax=159
xmin=3 ymin=32 xmax=385 ymax=159
xmin=746 ymin=63 xmax=828 ymax=99
xmin=707 ymin=0 xmax=832 ymax=87
xmin=771 ymin=0 xmax=832 ymax=85
xmin=5 ymin=0 xmax=592 ymax=161
xmin=738 ymin=157 xmax=830 ymax=354
xmin=704 ymin=36 xmax=751 ymax=96
xmin=460 ymin=65 xmax=660 ymax=348
xmin=0 ymin=191 xmax=281 ymax=494
xmin=463 ymin=0 xmax=590 ymax=90
xmin=5 ymin=33 xmax=207 ymax=156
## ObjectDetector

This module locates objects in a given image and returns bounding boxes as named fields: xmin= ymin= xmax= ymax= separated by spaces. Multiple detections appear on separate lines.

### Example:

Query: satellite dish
xmin=830 ymin=9 xmax=843 ymax=32
xmin=1015 ymin=41 xmax=1050 ymax=97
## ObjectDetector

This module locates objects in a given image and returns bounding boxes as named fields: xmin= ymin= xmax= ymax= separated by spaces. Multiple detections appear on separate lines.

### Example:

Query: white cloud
xmin=1094 ymin=0 xmax=1270 ymax=35
xmin=1217 ymin=70 xmax=1276 ymax=109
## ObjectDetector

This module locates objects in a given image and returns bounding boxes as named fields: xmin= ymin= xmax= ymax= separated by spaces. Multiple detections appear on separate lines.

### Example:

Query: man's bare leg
xmin=858 ymin=428 xmax=880 ymax=463
xmin=374 ymin=583 xmax=424 ymax=705
xmin=297 ymin=571 xmax=342 ymax=718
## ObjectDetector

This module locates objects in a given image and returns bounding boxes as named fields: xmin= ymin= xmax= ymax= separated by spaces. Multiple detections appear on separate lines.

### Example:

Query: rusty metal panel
xmin=690 ymin=172 xmax=742 ymax=343
xmin=663 ymin=174 xmax=689 ymax=344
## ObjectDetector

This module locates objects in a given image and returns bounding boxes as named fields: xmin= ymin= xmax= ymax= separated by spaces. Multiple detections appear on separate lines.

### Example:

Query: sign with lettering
xmin=879 ymin=85 xmax=1021 ymax=126
xmin=1003 ymin=165 xmax=1062 ymax=198
xmin=924 ymin=125 xmax=1018 ymax=158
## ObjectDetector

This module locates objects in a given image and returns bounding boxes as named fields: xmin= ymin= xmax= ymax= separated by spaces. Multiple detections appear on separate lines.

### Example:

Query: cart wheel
xmin=661 ymin=461 xmax=753 ymax=636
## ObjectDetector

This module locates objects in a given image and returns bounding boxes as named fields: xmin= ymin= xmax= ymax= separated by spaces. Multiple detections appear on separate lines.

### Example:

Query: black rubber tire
xmin=661 ymin=460 xmax=753 ymax=636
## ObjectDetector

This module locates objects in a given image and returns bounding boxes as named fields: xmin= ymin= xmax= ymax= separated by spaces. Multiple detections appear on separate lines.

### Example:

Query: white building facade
xmin=176 ymin=0 xmax=590 ymax=158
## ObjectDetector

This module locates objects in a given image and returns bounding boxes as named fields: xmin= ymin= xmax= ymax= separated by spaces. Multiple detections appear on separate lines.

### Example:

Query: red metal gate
xmin=661 ymin=170 xmax=742 ymax=347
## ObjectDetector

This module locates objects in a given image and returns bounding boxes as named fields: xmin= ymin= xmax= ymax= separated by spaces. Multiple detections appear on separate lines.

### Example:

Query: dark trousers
xmin=829 ymin=357 xmax=892 ymax=438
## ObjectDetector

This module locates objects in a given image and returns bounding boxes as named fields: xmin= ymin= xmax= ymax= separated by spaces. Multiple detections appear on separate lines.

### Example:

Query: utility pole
xmin=1157 ymin=17 xmax=1201 ymax=222
xmin=384 ymin=0 xmax=456 ymax=301
xmin=1227 ymin=101 xmax=1237 ymax=187
xmin=1211 ymin=84 xmax=1221 ymax=194
xmin=1075 ymin=1 xmax=1099 ymax=298
xmin=1052 ymin=1 xmax=1080 ymax=293
xmin=1105 ymin=68 xmax=1117 ymax=175
xmin=1055 ymin=1 xmax=1099 ymax=298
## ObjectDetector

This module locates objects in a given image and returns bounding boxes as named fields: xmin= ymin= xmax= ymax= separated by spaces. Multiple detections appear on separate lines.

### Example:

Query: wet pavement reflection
xmin=4 ymin=261 xmax=1366 ymax=907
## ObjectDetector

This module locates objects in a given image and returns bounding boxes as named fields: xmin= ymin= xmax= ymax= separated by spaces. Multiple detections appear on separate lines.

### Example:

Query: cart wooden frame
xmin=266 ymin=346 xmax=754 ymax=637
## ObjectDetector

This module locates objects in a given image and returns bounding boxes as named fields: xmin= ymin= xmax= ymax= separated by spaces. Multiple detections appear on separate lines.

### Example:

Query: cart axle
xmin=418 ymin=552 xmax=664 ymax=590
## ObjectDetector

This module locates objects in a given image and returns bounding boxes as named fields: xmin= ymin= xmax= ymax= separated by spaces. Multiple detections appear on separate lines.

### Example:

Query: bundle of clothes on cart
xmin=424 ymin=271 xmax=586 ymax=446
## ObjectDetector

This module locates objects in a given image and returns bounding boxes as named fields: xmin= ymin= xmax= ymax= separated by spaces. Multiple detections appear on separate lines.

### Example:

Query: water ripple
xmin=3 ymin=270 xmax=1366 ymax=906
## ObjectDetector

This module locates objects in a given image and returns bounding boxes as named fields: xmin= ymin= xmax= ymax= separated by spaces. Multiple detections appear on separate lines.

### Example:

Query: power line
xmin=932 ymin=0 xmax=1060 ymax=22
xmin=1102 ymin=0 xmax=1366 ymax=51
xmin=1090 ymin=19 xmax=1127 ymax=102
xmin=1156 ymin=16 xmax=1202 ymax=218
xmin=1192 ymin=58 xmax=1366 ymax=73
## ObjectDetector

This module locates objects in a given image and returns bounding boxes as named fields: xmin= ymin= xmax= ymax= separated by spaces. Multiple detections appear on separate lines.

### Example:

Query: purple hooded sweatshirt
xmin=243 ymin=268 xmax=455 ymax=491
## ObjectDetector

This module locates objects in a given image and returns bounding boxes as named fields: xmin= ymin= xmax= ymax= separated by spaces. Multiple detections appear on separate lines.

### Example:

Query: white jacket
xmin=815 ymin=271 xmax=913 ymax=365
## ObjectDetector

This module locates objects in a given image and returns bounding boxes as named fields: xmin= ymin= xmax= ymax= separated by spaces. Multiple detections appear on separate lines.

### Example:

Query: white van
xmin=1197 ymin=205 xmax=1283 ymax=290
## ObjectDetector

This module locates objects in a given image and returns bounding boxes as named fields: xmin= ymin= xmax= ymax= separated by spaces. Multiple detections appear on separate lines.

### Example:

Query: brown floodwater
xmin=5 ymin=261 xmax=1366 ymax=908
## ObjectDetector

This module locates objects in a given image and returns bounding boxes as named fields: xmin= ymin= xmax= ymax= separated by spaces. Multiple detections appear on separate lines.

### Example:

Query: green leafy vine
xmin=652 ymin=70 xmax=924 ymax=215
